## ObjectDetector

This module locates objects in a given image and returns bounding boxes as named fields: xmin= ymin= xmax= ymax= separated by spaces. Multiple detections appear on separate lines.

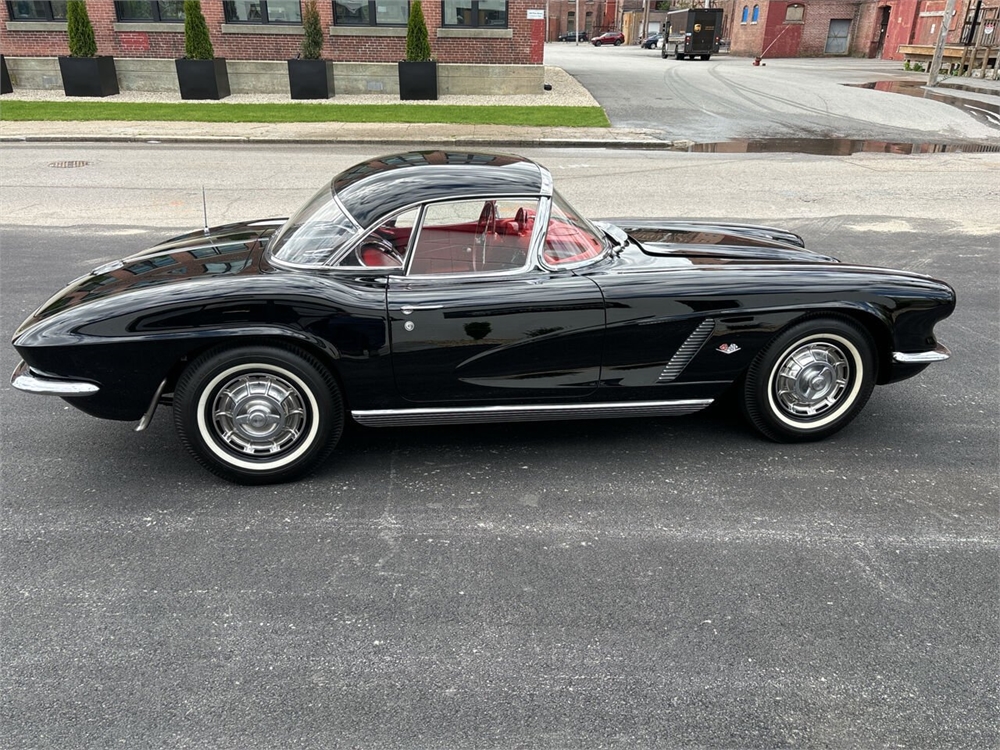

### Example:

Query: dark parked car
xmin=11 ymin=151 xmax=955 ymax=484
xmin=591 ymin=31 xmax=625 ymax=46
xmin=641 ymin=33 xmax=664 ymax=49
xmin=557 ymin=30 xmax=589 ymax=41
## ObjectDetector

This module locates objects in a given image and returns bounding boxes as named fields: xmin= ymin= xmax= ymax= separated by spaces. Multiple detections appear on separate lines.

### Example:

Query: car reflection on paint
xmin=11 ymin=150 xmax=955 ymax=484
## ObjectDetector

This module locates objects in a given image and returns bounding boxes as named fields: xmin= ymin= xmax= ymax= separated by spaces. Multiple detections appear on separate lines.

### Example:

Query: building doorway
xmin=875 ymin=6 xmax=891 ymax=57
xmin=825 ymin=19 xmax=852 ymax=54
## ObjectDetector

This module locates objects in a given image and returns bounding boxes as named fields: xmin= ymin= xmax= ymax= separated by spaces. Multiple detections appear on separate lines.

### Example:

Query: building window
xmin=740 ymin=5 xmax=748 ymax=23
xmin=334 ymin=0 xmax=408 ymax=25
xmin=6 ymin=1 xmax=67 ymax=20
xmin=442 ymin=0 xmax=507 ymax=28
xmin=784 ymin=3 xmax=804 ymax=22
xmin=751 ymin=4 xmax=759 ymax=23
xmin=115 ymin=1 xmax=185 ymax=22
xmin=223 ymin=1 xmax=302 ymax=23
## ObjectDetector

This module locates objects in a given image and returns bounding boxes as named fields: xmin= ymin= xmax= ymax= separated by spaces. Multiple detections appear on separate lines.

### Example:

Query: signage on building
xmin=527 ymin=9 xmax=545 ymax=19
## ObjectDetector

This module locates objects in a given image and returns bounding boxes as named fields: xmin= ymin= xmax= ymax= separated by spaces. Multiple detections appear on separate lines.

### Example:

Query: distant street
xmin=1 ymin=143 xmax=997 ymax=749
xmin=544 ymin=45 xmax=1000 ymax=144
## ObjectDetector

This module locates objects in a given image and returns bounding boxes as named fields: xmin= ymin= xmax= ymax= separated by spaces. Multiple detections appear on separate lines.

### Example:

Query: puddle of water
xmin=848 ymin=80 xmax=1000 ymax=127
xmin=681 ymin=139 xmax=1000 ymax=155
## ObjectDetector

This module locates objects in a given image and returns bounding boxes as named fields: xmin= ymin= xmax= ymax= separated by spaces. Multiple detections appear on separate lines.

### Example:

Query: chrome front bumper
xmin=892 ymin=342 xmax=951 ymax=364
xmin=10 ymin=360 xmax=99 ymax=397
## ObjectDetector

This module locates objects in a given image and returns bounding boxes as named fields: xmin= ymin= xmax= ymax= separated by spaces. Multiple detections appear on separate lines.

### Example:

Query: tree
xmin=300 ymin=0 xmax=324 ymax=59
xmin=183 ymin=0 xmax=214 ymax=60
xmin=66 ymin=0 xmax=97 ymax=58
xmin=405 ymin=0 xmax=432 ymax=62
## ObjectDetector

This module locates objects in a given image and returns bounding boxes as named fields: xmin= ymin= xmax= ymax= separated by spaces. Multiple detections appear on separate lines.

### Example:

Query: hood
xmin=604 ymin=219 xmax=837 ymax=264
xmin=14 ymin=221 xmax=278 ymax=338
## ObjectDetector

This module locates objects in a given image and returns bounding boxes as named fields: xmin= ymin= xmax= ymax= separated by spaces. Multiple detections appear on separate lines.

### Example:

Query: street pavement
xmin=1 ymin=48 xmax=998 ymax=148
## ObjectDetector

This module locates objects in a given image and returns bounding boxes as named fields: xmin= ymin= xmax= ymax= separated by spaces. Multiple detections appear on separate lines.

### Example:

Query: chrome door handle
xmin=400 ymin=304 xmax=444 ymax=315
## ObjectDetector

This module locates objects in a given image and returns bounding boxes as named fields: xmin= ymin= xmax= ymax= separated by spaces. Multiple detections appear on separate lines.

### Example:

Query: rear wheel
xmin=174 ymin=344 xmax=343 ymax=484
xmin=701 ymin=54 xmax=711 ymax=60
xmin=742 ymin=318 xmax=876 ymax=442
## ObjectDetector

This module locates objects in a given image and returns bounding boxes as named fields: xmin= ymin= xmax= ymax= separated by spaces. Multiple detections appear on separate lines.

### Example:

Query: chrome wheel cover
xmin=211 ymin=373 xmax=307 ymax=458
xmin=772 ymin=341 xmax=851 ymax=419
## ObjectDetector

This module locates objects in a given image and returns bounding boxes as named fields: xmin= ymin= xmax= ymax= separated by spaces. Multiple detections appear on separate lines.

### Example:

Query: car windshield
xmin=543 ymin=191 xmax=609 ymax=266
xmin=269 ymin=183 xmax=359 ymax=266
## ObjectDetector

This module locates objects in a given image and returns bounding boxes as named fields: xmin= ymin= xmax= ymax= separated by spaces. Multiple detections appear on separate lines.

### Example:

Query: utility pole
xmin=575 ymin=0 xmax=580 ymax=44
xmin=641 ymin=0 xmax=651 ymax=41
xmin=928 ymin=0 xmax=959 ymax=86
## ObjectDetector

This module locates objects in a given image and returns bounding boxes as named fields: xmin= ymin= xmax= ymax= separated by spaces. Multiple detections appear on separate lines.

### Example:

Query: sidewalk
xmin=0 ymin=119 xmax=672 ymax=148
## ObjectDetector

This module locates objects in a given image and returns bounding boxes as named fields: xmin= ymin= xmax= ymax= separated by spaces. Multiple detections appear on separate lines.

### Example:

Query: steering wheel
xmin=474 ymin=202 xmax=497 ymax=271
xmin=356 ymin=234 xmax=402 ymax=268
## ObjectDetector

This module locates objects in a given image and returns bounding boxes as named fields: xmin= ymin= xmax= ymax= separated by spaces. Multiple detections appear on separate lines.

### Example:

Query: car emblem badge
xmin=717 ymin=343 xmax=741 ymax=354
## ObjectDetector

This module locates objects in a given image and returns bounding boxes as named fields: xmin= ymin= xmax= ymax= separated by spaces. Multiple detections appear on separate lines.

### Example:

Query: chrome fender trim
xmin=892 ymin=343 xmax=951 ymax=364
xmin=352 ymin=399 xmax=713 ymax=428
xmin=135 ymin=377 xmax=169 ymax=432
xmin=10 ymin=360 xmax=99 ymax=397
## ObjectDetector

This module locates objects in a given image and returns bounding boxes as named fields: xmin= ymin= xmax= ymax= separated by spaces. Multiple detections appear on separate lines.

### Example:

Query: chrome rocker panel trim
xmin=892 ymin=343 xmax=951 ymax=364
xmin=353 ymin=399 xmax=714 ymax=427
xmin=10 ymin=360 xmax=100 ymax=397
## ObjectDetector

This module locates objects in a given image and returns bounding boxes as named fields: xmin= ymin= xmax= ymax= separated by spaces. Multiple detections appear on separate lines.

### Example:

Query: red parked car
xmin=591 ymin=31 xmax=625 ymax=46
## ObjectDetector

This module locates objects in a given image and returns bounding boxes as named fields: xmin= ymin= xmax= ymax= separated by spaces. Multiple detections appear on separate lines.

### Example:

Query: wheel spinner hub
xmin=774 ymin=342 xmax=850 ymax=418
xmin=212 ymin=373 xmax=307 ymax=456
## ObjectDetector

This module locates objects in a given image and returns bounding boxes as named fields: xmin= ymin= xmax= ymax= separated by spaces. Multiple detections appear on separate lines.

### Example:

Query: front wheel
xmin=614 ymin=39 xmax=623 ymax=46
xmin=174 ymin=344 xmax=344 ymax=484
xmin=742 ymin=318 xmax=876 ymax=442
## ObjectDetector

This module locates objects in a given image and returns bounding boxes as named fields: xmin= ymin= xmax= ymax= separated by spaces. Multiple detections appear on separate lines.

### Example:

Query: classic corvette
xmin=11 ymin=150 xmax=955 ymax=484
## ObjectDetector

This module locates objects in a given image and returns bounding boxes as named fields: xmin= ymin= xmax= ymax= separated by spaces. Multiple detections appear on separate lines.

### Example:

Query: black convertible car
xmin=12 ymin=151 xmax=954 ymax=484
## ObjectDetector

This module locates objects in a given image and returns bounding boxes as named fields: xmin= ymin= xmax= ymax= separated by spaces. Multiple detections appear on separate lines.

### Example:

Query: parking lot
xmin=1 ymin=142 xmax=997 ymax=748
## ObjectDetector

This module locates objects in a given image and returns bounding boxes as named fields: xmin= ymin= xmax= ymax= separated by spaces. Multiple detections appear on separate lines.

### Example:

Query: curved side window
xmin=751 ymin=5 xmax=759 ymax=22
xmin=269 ymin=184 xmax=359 ymax=266
xmin=741 ymin=5 xmax=748 ymax=23
xmin=543 ymin=192 xmax=605 ymax=266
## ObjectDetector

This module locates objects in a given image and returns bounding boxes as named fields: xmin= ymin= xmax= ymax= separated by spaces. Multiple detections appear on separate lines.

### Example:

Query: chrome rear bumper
xmin=10 ymin=360 xmax=99 ymax=397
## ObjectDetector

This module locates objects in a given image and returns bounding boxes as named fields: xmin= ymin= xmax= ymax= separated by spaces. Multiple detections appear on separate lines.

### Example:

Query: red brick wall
xmin=731 ymin=0 xmax=888 ymax=57
xmin=0 ymin=0 xmax=544 ymax=63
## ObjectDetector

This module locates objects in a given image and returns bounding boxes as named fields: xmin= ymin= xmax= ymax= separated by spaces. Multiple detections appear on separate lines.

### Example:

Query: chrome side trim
xmin=658 ymin=318 xmax=716 ymax=383
xmin=135 ymin=377 xmax=169 ymax=432
xmin=10 ymin=360 xmax=99 ymax=397
xmin=892 ymin=343 xmax=951 ymax=364
xmin=352 ymin=399 xmax=713 ymax=427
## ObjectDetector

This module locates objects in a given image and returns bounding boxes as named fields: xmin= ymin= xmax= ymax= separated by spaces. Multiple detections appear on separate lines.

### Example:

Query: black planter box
xmin=398 ymin=60 xmax=437 ymax=101
xmin=175 ymin=58 xmax=231 ymax=100
xmin=288 ymin=59 xmax=334 ymax=100
xmin=58 ymin=56 xmax=119 ymax=97
xmin=1 ymin=55 xmax=12 ymax=94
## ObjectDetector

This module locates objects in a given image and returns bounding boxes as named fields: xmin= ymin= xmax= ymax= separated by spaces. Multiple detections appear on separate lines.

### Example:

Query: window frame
xmin=441 ymin=0 xmax=508 ymax=29
xmin=740 ymin=5 xmax=748 ymax=24
xmin=114 ymin=1 xmax=186 ymax=23
xmin=5 ymin=1 xmax=67 ymax=21
xmin=333 ymin=0 xmax=409 ymax=27
xmin=223 ymin=0 xmax=303 ymax=24
xmin=784 ymin=3 xmax=804 ymax=23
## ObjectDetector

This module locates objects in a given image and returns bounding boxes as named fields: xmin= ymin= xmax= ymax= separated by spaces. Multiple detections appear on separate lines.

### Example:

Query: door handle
xmin=400 ymin=304 xmax=444 ymax=315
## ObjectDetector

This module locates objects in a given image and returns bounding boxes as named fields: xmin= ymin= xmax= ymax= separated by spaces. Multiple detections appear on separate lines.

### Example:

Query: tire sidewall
xmin=175 ymin=346 xmax=342 ymax=484
xmin=745 ymin=319 xmax=876 ymax=441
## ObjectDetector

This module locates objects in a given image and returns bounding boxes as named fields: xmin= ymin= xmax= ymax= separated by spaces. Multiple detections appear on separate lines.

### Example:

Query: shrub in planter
xmin=288 ymin=0 xmax=334 ymax=99
xmin=58 ymin=0 xmax=119 ymax=97
xmin=1 ymin=55 xmax=13 ymax=95
xmin=398 ymin=0 xmax=437 ymax=100
xmin=175 ymin=0 xmax=230 ymax=100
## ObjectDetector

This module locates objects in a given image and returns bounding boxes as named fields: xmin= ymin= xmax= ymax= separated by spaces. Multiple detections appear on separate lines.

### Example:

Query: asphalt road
xmin=544 ymin=46 xmax=1000 ymax=145
xmin=1 ymin=144 xmax=998 ymax=749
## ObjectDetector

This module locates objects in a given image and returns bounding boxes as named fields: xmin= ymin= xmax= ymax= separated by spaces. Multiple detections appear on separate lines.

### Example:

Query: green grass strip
xmin=0 ymin=100 xmax=610 ymax=128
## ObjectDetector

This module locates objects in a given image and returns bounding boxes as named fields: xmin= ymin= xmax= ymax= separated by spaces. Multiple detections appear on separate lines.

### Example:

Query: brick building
xmin=1 ymin=0 xmax=545 ymax=62
xmin=721 ymin=0 xmax=999 ymax=61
